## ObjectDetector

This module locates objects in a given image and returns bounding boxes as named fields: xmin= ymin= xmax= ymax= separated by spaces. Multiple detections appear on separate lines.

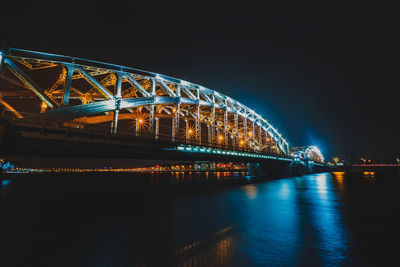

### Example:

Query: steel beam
xmin=4 ymin=57 xmax=59 ymax=108
xmin=158 ymin=80 xmax=176 ymax=97
xmin=125 ymin=74 xmax=150 ymax=97
xmin=77 ymin=66 xmax=114 ymax=100
xmin=62 ymin=65 xmax=75 ymax=106
xmin=0 ymin=99 xmax=23 ymax=119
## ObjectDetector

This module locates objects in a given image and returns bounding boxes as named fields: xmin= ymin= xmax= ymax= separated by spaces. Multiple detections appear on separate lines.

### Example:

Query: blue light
xmin=2 ymin=180 xmax=11 ymax=186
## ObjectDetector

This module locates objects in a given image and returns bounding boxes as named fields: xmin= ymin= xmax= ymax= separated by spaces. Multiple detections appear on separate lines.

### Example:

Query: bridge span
xmin=0 ymin=47 xmax=326 ymax=175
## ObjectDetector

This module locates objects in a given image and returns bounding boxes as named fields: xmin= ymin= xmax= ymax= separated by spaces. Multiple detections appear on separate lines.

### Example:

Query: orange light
xmin=218 ymin=135 xmax=224 ymax=141
xmin=240 ymin=140 xmax=245 ymax=145
xmin=40 ymin=102 xmax=48 ymax=113
xmin=138 ymin=118 xmax=143 ymax=124
xmin=188 ymin=129 xmax=193 ymax=134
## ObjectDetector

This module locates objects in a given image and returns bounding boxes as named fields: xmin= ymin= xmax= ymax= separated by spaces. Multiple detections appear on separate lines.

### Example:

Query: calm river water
xmin=1 ymin=171 xmax=400 ymax=266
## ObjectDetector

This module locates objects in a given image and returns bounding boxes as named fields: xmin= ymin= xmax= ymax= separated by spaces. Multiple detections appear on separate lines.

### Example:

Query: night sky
xmin=2 ymin=0 xmax=399 ymax=162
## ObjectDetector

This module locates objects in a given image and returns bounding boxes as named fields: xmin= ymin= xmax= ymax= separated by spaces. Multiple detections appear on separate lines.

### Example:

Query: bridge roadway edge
xmin=0 ymin=120 xmax=331 ymax=178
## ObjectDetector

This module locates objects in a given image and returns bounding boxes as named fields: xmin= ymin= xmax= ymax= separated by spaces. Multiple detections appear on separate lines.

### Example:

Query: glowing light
xmin=218 ymin=135 xmax=224 ymax=142
xmin=363 ymin=171 xmax=375 ymax=178
xmin=2 ymin=180 xmax=11 ymax=186
xmin=240 ymin=140 xmax=245 ymax=145
xmin=40 ymin=101 xmax=48 ymax=113
xmin=134 ymin=112 xmax=148 ymax=133
xmin=180 ymin=80 xmax=190 ymax=86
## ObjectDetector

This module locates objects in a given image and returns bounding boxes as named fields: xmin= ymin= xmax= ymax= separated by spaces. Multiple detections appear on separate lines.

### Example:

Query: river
xmin=1 ymin=171 xmax=399 ymax=266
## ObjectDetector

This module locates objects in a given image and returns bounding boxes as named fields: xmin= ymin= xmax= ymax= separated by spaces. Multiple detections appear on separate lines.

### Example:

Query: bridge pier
xmin=247 ymin=163 xmax=261 ymax=176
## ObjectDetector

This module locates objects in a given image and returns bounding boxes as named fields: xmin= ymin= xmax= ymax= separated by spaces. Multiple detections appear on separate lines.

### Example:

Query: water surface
xmin=1 ymin=171 xmax=399 ymax=266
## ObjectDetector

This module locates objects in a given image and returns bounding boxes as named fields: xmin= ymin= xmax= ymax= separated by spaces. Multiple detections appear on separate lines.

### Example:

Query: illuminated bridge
xmin=0 ymin=47 xmax=326 ymax=173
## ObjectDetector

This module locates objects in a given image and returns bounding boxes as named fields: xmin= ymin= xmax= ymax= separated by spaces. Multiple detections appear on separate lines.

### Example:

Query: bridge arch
xmin=290 ymin=146 xmax=324 ymax=164
xmin=0 ymin=47 xmax=290 ymax=156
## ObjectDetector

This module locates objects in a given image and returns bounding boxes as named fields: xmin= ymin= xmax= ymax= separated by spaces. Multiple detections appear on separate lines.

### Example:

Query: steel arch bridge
xmin=290 ymin=146 xmax=324 ymax=164
xmin=0 ymin=47 xmax=290 ymax=157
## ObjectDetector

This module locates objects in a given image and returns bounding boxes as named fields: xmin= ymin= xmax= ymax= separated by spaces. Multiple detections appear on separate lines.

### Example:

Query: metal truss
xmin=290 ymin=146 xmax=324 ymax=163
xmin=0 ymin=47 xmax=290 ymax=155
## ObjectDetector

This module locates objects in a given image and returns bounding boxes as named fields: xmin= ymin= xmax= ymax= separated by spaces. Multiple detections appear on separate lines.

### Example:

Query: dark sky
xmin=2 ymin=0 xmax=399 ymax=161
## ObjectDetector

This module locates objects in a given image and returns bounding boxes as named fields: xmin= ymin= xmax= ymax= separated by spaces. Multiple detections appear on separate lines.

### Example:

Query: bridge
xmin=0 ymin=47 xmax=326 ymax=175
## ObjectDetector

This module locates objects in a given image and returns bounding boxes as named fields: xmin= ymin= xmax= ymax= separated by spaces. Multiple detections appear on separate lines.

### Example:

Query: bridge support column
xmin=247 ymin=163 xmax=260 ymax=176
xmin=266 ymin=134 xmax=271 ymax=153
xmin=243 ymin=117 xmax=247 ymax=149
xmin=172 ymin=118 xmax=175 ymax=142
xmin=251 ymin=121 xmax=255 ymax=151
xmin=185 ymin=119 xmax=189 ymax=144
xmin=195 ymin=105 xmax=201 ymax=145
xmin=211 ymin=106 xmax=215 ymax=145
xmin=135 ymin=117 xmax=139 ymax=136
xmin=172 ymin=104 xmax=180 ymax=142
xmin=207 ymin=124 xmax=211 ymax=146
xmin=149 ymin=104 xmax=154 ymax=133
xmin=112 ymin=110 xmax=119 ymax=134
xmin=234 ymin=113 xmax=238 ymax=148
xmin=258 ymin=125 xmax=262 ymax=152
xmin=155 ymin=117 xmax=159 ymax=140
xmin=224 ymin=111 xmax=228 ymax=147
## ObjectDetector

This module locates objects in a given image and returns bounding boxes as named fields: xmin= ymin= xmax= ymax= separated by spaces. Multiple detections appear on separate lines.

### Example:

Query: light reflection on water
xmin=363 ymin=171 xmax=376 ymax=178
xmin=170 ymin=172 xmax=349 ymax=266
xmin=2 ymin=179 xmax=11 ymax=187
xmin=2 ymin=171 xmax=399 ymax=266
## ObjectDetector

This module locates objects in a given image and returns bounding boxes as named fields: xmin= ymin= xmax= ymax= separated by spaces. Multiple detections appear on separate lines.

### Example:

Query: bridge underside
xmin=0 ymin=122 xmax=292 ymax=170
